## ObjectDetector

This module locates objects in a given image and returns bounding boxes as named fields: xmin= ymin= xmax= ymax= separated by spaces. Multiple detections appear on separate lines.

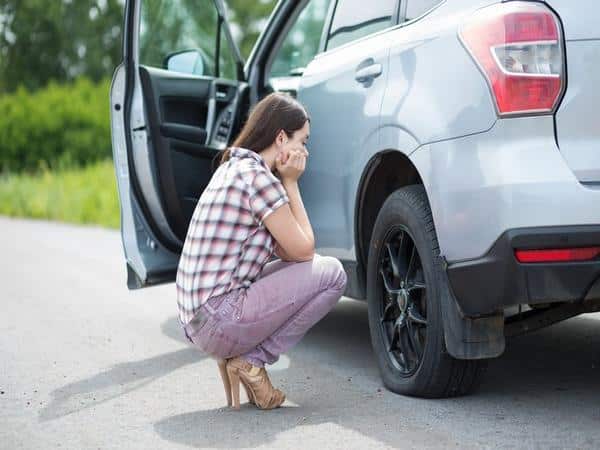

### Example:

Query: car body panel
xmin=110 ymin=64 xmax=180 ymax=286
xmin=129 ymin=66 xmax=185 ymax=247
xmin=412 ymin=115 xmax=600 ymax=263
xmin=320 ymin=0 xmax=498 ymax=264
xmin=505 ymin=0 xmax=600 ymax=183
xmin=112 ymin=0 xmax=600 ymax=323
xmin=298 ymin=27 xmax=392 ymax=261
xmin=540 ymin=0 xmax=600 ymax=40
xmin=554 ymin=40 xmax=600 ymax=183
xmin=380 ymin=4 xmax=498 ymax=149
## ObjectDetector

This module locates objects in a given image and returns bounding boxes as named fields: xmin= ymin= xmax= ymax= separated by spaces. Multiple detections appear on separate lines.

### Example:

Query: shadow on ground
xmin=153 ymin=300 xmax=452 ymax=449
xmin=153 ymin=300 xmax=600 ymax=448
xmin=38 ymin=318 xmax=202 ymax=421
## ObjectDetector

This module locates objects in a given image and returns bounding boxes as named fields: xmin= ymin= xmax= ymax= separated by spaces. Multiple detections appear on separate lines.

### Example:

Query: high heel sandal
xmin=225 ymin=356 xmax=286 ymax=410
xmin=217 ymin=358 xmax=255 ymax=407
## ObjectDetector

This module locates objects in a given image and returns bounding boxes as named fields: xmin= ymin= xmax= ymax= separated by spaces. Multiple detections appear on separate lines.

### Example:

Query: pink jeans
xmin=183 ymin=253 xmax=348 ymax=367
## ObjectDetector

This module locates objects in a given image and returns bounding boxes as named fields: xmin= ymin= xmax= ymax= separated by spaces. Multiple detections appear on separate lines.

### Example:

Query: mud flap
xmin=440 ymin=263 xmax=505 ymax=359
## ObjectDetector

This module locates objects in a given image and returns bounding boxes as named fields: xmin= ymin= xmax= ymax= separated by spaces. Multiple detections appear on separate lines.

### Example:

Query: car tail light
xmin=458 ymin=1 xmax=565 ymax=116
xmin=515 ymin=247 xmax=600 ymax=263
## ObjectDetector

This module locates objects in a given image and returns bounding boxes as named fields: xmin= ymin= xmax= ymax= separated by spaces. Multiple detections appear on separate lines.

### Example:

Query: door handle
xmin=355 ymin=63 xmax=382 ymax=83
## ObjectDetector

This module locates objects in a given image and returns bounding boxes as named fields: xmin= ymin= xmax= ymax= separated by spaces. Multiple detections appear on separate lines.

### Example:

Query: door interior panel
xmin=161 ymin=99 xmax=208 ymax=126
xmin=138 ymin=65 xmax=245 ymax=242
xmin=169 ymin=150 xmax=214 ymax=223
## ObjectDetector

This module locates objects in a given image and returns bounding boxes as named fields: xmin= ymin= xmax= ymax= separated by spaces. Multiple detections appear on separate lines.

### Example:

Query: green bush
xmin=0 ymin=77 xmax=112 ymax=172
xmin=0 ymin=159 xmax=119 ymax=228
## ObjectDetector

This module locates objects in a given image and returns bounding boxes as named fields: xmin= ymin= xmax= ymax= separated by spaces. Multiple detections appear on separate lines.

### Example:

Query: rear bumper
xmin=446 ymin=225 xmax=600 ymax=317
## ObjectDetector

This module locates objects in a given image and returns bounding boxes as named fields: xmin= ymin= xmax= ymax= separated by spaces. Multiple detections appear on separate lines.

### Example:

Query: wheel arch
xmin=355 ymin=149 xmax=506 ymax=360
xmin=354 ymin=149 xmax=424 ymax=296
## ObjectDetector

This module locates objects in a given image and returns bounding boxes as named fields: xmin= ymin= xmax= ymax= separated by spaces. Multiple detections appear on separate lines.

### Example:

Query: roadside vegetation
xmin=0 ymin=77 xmax=118 ymax=228
xmin=0 ymin=159 xmax=119 ymax=228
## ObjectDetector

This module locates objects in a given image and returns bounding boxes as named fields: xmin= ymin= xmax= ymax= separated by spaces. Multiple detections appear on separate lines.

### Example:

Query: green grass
xmin=0 ymin=159 xmax=120 ymax=229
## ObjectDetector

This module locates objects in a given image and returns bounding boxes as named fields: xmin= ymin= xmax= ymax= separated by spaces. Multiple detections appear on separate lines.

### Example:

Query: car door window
xmin=139 ymin=0 xmax=236 ymax=78
xmin=269 ymin=0 xmax=333 ymax=78
xmin=404 ymin=0 xmax=442 ymax=21
xmin=326 ymin=0 xmax=396 ymax=50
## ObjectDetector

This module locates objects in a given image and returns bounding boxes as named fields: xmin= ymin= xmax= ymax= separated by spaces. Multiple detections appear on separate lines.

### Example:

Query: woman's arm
xmin=264 ymin=202 xmax=314 ymax=261
xmin=272 ymin=177 xmax=315 ymax=261
xmin=281 ymin=178 xmax=315 ymax=247
xmin=263 ymin=149 xmax=315 ymax=261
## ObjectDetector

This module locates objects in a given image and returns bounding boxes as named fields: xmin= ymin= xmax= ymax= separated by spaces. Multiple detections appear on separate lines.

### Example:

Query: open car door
xmin=110 ymin=0 xmax=246 ymax=288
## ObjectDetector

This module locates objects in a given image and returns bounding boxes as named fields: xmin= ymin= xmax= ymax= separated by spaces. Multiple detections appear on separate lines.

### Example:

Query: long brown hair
xmin=219 ymin=92 xmax=310 ymax=166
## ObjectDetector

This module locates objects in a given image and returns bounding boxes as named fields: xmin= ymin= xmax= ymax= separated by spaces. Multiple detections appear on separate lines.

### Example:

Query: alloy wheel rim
xmin=377 ymin=225 xmax=428 ymax=376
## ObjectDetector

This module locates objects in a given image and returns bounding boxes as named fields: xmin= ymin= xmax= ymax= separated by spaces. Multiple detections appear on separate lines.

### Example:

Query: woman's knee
xmin=315 ymin=254 xmax=348 ymax=292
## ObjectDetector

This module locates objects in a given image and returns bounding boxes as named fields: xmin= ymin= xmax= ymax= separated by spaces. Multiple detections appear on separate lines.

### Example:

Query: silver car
xmin=110 ymin=0 xmax=600 ymax=398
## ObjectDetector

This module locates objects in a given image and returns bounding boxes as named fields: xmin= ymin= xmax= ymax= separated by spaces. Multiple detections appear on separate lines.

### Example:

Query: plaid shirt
xmin=175 ymin=146 xmax=290 ymax=325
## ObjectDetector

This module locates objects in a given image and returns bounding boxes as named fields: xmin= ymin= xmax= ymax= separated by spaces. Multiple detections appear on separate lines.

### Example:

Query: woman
xmin=176 ymin=92 xmax=348 ymax=410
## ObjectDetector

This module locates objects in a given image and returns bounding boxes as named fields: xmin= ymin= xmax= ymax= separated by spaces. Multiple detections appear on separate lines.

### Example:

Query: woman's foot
xmin=225 ymin=356 xmax=286 ymax=410
xmin=217 ymin=358 xmax=255 ymax=406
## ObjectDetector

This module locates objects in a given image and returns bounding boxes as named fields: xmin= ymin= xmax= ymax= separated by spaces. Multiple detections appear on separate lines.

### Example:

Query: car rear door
xmin=296 ymin=0 xmax=399 ymax=259
xmin=110 ymin=0 xmax=245 ymax=288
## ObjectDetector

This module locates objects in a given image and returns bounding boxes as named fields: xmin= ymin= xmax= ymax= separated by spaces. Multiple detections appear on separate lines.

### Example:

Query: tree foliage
xmin=0 ymin=0 xmax=276 ymax=93
xmin=0 ymin=0 xmax=124 ymax=92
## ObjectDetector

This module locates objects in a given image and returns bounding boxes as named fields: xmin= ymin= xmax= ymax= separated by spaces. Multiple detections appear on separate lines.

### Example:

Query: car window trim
xmin=314 ymin=0 xmax=446 ymax=58
xmin=317 ymin=0 xmax=339 ymax=54
xmin=264 ymin=0 xmax=312 ymax=81
xmin=122 ymin=0 xmax=184 ymax=252
xmin=320 ymin=0 xmax=401 ymax=54
xmin=214 ymin=0 xmax=245 ymax=80
xmin=135 ymin=0 xmax=244 ymax=79
xmin=327 ymin=15 xmax=394 ymax=43
xmin=398 ymin=0 xmax=446 ymax=26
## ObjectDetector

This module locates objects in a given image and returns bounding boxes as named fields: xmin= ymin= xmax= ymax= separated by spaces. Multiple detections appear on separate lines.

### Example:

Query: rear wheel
xmin=366 ymin=185 xmax=487 ymax=398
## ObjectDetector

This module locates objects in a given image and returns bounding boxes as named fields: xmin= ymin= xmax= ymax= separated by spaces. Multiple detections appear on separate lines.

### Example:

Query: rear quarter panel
xmin=379 ymin=0 xmax=498 ymax=152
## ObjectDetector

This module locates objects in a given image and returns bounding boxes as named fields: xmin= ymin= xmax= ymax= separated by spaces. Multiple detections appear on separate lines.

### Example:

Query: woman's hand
xmin=275 ymin=148 xmax=308 ymax=183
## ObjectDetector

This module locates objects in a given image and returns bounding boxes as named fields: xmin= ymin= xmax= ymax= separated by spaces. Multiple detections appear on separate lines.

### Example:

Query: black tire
xmin=366 ymin=185 xmax=487 ymax=398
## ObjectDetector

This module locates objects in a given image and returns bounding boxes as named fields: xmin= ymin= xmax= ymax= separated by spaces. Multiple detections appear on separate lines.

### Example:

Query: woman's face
xmin=277 ymin=120 xmax=310 ymax=163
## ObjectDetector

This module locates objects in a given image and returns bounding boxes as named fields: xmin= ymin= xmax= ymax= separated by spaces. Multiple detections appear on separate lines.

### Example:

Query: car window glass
xmin=326 ymin=0 xmax=396 ymax=50
xmin=139 ymin=0 xmax=236 ymax=78
xmin=225 ymin=1 xmax=277 ymax=60
xmin=405 ymin=0 xmax=442 ymax=21
xmin=269 ymin=0 xmax=333 ymax=78
xmin=219 ymin=25 xmax=237 ymax=79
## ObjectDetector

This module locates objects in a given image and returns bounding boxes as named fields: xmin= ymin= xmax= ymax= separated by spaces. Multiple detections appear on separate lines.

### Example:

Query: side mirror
xmin=163 ymin=49 xmax=210 ymax=76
